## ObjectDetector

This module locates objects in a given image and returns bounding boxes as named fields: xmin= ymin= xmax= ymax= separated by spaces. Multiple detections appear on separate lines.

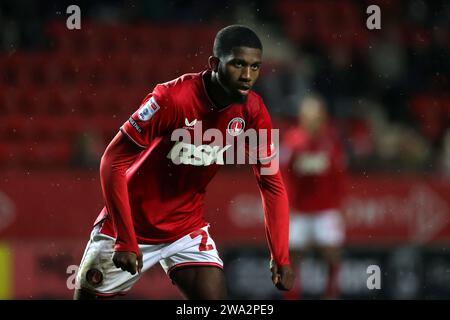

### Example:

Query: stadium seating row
xmin=275 ymin=0 xmax=368 ymax=49
xmin=0 ymin=51 xmax=209 ymax=87
xmin=274 ymin=0 xmax=437 ymax=51
xmin=0 ymin=140 xmax=73 ymax=168
xmin=0 ymin=114 xmax=122 ymax=141
xmin=0 ymin=85 xmax=149 ymax=115
xmin=410 ymin=94 xmax=450 ymax=143
xmin=45 ymin=21 xmax=218 ymax=55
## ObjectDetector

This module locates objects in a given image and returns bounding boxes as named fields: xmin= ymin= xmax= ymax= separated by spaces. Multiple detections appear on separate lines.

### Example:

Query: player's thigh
xmin=75 ymin=225 xmax=143 ymax=298
xmin=289 ymin=212 xmax=313 ymax=250
xmin=171 ymin=266 xmax=227 ymax=300
xmin=160 ymin=225 xmax=226 ymax=299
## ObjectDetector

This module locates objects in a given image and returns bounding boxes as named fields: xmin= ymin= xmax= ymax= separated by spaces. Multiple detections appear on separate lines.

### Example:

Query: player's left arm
xmin=250 ymin=98 xmax=294 ymax=291
xmin=252 ymin=163 xmax=295 ymax=291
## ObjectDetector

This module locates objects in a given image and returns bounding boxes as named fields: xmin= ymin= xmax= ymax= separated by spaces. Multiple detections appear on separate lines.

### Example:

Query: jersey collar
xmin=200 ymin=70 xmax=241 ymax=113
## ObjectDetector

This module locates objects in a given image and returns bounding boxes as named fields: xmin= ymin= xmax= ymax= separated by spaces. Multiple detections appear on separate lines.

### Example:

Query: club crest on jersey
xmin=138 ymin=97 xmax=160 ymax=121
xmin=227 ymin=117 xmax=245 ymax=136
xmin=86 ymin=268 xmax=103 ymax=286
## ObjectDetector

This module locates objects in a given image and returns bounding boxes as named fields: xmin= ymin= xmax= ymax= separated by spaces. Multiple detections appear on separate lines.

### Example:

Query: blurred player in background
xmin=74 ymin=25 xmax=294 ymax=300
xmin=281 ymin=95 xmax=347 ymax=299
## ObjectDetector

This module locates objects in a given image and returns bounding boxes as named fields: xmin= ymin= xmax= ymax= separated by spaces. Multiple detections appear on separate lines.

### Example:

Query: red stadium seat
xmin=20 ymin=140 xmax=72 ymax=168
xmin=275 ymin=0 xmax=365 ymax=49
xmin=0 ymin=86 xmax=18 ymax=115
xmin=0 ymin=114 xmax=28 ymax=142
xmin=14 ymin=87 xmax=41 ymax=114
xmin=1 ymin=53 xmax=30 ymax=87
xmin=410 ymin=95 xmax=448 ymax=143
xmin=46 ymin=20 xmax=98 ymax=55
xmin=0 ymin=142 xmax=24 ymax=168
xmin=67 ymin=85 xmax=97 ymax=116
xmin=58 ymin=115 xmax=88 ymax=142
xmin=94 ymin=85 xmax=125 ymax=115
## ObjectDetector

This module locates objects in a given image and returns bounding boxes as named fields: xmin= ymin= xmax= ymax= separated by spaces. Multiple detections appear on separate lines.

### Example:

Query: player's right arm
xmin=100 ymin=132 xmax=143 ymax=274
xmin=100 ymin=85 xmax=176 ymax=275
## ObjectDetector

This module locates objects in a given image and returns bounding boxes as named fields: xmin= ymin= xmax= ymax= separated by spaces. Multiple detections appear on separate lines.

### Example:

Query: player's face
xmin=217 ymin=47 xmax=262 ymax=102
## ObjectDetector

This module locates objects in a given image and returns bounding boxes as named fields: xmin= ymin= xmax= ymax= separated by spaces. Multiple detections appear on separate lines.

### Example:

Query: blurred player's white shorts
xmin=289 ymin=209 xmax=345 ymax=249
xmin=75 ymin=224 xmax=223 ymax=296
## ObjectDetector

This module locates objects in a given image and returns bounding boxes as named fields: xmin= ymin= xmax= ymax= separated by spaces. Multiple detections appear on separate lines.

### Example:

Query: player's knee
xmin=198 ymin=283 xmax=227 ymax=300
xmin=205 ymin=270 xmax=227 ymax=300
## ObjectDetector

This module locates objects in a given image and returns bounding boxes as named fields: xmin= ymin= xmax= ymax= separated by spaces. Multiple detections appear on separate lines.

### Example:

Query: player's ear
xmin=208 ymin=56 xmax=220 ymax=72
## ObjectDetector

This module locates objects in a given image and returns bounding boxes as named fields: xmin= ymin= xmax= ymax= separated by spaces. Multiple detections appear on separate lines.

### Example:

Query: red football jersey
xmin=95 ymin=70 xmax=290 ymax=266
xmin=282 ymin=126 xmax=347 ymax=213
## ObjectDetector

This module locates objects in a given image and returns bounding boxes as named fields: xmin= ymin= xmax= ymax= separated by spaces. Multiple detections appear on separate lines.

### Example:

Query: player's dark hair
xmin=213 ymin=25 xmax=262 ymax=58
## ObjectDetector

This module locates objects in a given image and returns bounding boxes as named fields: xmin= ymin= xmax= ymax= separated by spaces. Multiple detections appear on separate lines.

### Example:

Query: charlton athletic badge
xmin=227 ymin=117 xmax=245 ymax=136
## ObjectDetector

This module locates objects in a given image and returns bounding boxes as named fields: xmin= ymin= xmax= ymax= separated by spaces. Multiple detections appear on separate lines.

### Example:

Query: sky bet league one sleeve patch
xmin=138 ymin=96 xmax=161 ymax=121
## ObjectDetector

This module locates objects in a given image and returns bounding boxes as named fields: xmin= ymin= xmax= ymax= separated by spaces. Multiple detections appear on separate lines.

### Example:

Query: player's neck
xmin=204 ymin=72 xmax=235 ymax=110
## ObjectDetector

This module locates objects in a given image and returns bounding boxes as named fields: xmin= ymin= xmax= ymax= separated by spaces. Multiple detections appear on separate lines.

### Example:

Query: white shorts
xmin=75 ymin=224 xmax=223 ymax=296
xmin=289 ymin=209 xmax=345 ymax=249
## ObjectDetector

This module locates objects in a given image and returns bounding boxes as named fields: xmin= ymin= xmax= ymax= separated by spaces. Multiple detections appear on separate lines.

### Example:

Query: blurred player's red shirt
xmin=95 ymin=70 xmax=290 ymax=265
xmin=282 ymin=125 xmax=347 ymax=213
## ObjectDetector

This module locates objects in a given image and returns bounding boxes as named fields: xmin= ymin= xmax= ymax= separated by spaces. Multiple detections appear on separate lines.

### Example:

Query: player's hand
xmin=112 ymin=250 xmax=143 ymax=275
xmin=270 ymin=263 xmax=295 ymax=291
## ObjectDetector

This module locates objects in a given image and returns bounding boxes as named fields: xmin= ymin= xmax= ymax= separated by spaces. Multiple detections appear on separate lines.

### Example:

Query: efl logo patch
xmin=227 ymin=117 xmax=245 ymax=136
xmin=138 ymin=97 xmax=160 ymax=121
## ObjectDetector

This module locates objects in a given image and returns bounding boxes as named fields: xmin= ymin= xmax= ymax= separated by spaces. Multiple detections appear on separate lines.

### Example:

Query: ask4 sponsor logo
xmin=168 ymin=142 xmax=231 ymax=166
xmin=167 ymin=120 xmax=279 ymax=175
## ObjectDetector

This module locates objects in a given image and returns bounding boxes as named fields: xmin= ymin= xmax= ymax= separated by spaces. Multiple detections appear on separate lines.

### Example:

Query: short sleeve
xmin=120 ymin=84 xmax=176 ymax=148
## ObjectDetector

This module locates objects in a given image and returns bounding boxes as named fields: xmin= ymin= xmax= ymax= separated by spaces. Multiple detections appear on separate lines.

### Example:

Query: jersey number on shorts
xmin=189 ymin=229 xmax=213 ymax=251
